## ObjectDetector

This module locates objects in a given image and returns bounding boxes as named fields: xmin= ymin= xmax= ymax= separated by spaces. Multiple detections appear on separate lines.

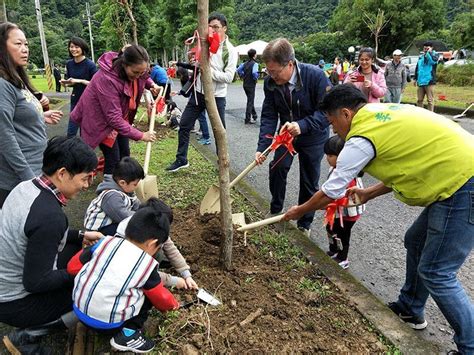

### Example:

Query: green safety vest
xmin=346 ymin=103 xmax=474 ymax=206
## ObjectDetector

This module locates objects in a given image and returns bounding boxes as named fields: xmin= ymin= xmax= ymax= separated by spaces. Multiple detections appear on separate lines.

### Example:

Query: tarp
xmin=235 ymin=40 xmax=269 ymax=56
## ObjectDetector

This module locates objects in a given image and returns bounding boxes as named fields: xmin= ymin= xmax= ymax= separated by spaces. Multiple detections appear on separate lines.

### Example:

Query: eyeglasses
xmin=210 ymin=25 xmax=222 ymax=30
xmin=267 ymin=62 xmax=289 ymax=78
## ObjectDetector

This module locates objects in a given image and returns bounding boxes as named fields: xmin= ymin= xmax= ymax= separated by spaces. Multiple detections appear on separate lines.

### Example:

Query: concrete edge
xmin=191 ymin=137 xmax=441 ymax=354
xmin=401 ymin=101 xmax=473 ymax=118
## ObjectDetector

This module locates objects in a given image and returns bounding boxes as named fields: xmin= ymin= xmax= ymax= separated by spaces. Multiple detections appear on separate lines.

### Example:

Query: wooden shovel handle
xmin=143 ymin=90 xmax=164 ymax=175
xmin=237 ymin=214 xmax=284 ymax=232
xmin=229 ymin=146 xmax=272 ymax=188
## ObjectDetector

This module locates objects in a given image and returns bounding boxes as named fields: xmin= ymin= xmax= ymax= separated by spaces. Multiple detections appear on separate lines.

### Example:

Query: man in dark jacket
xmin=237 ymin=48 xmax=259 ymax=124
xmin=255 ymin=38 xmax=331 ymax=236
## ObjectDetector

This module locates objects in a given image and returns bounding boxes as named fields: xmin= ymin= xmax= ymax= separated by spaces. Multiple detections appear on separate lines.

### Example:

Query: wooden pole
xmin=197 ymin=0 xmax=234 ymax=270
xmin=34 ymin=0 xmax=54 ymax=91
xmin=0 ymin=0 xmax=7 ymax=22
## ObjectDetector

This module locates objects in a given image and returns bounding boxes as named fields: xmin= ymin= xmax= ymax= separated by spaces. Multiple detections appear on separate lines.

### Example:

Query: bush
xmin=437 ymin=63 xmax=474 ymax=87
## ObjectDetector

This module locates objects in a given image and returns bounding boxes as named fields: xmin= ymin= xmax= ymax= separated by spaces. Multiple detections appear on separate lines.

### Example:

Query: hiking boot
xmin=165 ymin=160 xmax=189 ymax=172
xmin=388 ymin=302 xmax=428 ymax=330
xmin=198 ymin=137 xmax=211 ymax=145
xmin=110 ymin=328 xmax=155 ymax=353
xmin=298 ymin=227 xmax=311 ymax=238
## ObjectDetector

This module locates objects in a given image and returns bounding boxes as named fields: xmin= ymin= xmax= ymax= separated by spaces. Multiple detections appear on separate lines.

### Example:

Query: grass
xmin=401 ymin=83 xmax=472 ymax=109
xmin=29 ymin=75 xmax=54 ymax=92
xmin=297 ymin=277 xmax=332 ymax=298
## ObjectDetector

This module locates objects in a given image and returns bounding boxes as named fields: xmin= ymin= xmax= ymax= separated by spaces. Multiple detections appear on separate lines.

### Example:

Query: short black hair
xmin=42 ymin=136 xmax=97 ymax=176
xmin=208 ymin=12 xmax=227 ymax=27
xmin=324 ymin=135 xmax=345 ymax=156
xmin=423 ymin=41 xmax=433 ymax=47
xmin=248 ymin=48 xmax=256 ymax=59
xmin=125 ymin=206 xmax=170 ymax=244
xmin=319 ymin=84 xmax=368 ymax=115
xmin=68 ymin=37 xmax=89 ymax=57
xmin=112 ymin=157 xmax=145 ymax=183
xmin=141 ymin=197 xmax=173 ymax=224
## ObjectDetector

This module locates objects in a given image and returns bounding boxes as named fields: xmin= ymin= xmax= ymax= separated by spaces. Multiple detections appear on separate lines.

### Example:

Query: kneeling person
xmin=68 ymin=205 xmax=180 ymax=353
xmin=84 ymin=157 xmax=143 ymax=236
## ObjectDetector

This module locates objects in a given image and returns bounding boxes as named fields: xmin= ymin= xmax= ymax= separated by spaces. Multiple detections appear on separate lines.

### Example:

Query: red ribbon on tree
xmin=324 ymin=197 xmax=349 ymax=230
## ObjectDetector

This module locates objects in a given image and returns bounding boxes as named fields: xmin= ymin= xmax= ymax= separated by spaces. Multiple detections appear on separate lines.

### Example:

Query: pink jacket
xmin=70 ymin=52 xmax=154 ymax=148
xmin=343 ymin=66 xmax=387 ymax=103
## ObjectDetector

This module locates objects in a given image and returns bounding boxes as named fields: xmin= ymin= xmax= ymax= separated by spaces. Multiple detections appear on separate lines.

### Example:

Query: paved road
xmin=172 ymin=81 xmax=473 ymax=352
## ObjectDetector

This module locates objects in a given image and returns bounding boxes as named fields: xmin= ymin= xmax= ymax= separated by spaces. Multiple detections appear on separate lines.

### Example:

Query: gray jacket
xmin=0 ymin=79 xmax=46 ymax=191
xmin=384 ymin=61 xmax=407 ymax=90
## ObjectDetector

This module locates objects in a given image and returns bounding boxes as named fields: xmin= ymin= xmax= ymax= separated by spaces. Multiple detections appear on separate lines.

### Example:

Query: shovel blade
xmin=197 ymin=288 xmax=221 ymax=306
xmin=136 ymin=175 xmax=159 ymax=202
xmin=232 ymin=212 xmax=246 ymax=227
xmin=199 ymin=185 xmax=234 ymax=215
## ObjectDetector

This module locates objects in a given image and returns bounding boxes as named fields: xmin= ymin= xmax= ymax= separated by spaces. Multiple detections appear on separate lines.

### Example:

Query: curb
xmin=401 ymin=101 xmax=473 ymax=118
xmin=191 ymin=137 xmax=440 ymax=354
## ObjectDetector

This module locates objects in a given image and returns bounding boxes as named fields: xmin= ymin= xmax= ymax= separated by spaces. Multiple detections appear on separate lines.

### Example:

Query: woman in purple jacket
xmin=344 ymin=47 xmax=387 ymax=103
xmin=71 ymin=45 xmax=159 ymax=174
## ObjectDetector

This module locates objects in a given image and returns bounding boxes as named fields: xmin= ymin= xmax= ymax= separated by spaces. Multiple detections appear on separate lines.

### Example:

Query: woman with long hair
xmin=61 ymin=36 xmax=97 ymax=137
xmin=71 ymin=44 xmax=159 ymax=175
xmin=344 ymin=47 xmax=387 ymax=103
xmin=0 ymin=22 xmax=62 ymax=208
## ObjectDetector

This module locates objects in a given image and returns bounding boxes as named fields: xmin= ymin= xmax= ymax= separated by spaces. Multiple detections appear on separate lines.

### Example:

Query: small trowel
xmin=181 ymin=288 xmax=221 ymax=308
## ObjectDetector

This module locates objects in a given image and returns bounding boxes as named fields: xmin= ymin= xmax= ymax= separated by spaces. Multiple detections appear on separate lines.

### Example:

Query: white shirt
xmin=321 ymin=137 xmax=375 ymax=199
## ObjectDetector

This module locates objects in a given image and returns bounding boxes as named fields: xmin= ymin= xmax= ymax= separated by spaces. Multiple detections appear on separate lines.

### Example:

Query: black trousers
xmin=269 ymin=141 xmax=325 ymax=230
xmin=326 ymin=219 xmax=356 ymax=260
xmin=243 ymin=85 xmax=257 ymax=122
xmin=176 ymin=92 xmax=226 ymax=162
xmin=0 ymin=188 xmax=11 ymax=208
xmin=99 ymin=134 xmax=130 ymax=175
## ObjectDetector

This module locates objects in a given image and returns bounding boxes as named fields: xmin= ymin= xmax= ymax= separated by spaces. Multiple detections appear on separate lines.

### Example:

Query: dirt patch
xmin=141 ymin=206 xmax=389 ymax=353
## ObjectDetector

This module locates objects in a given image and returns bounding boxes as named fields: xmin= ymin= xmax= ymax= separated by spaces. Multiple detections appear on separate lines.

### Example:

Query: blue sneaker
xmin=198 ymin=138 xmax=211 ymax=145
xmin=166 ymin=160 xmax=189 ymax=172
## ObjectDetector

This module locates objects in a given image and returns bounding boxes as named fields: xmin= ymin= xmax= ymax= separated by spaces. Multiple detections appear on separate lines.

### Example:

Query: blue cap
xmin=319 ymin=59 xmax=325 ymax=65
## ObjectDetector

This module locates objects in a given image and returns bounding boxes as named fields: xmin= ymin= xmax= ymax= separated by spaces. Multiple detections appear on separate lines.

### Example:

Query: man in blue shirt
xmin=414 ymin=41 xmax=438 ymax=112
xmin=237 ymin=48 xmax=259 ymax=124
xmin=150 ymin=62 xmax=169 ymax=99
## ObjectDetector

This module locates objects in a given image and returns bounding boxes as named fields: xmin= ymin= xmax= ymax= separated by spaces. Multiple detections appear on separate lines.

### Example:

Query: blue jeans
xmin=384 ymin=87 xmax=402 ymax=104
xmin=397 ymin=176 xmax=474 ymax=353
xmin=176 ymin=92 xmax=225 ymax=162
xmin=197 ymin=111 xmax=210 ymax=140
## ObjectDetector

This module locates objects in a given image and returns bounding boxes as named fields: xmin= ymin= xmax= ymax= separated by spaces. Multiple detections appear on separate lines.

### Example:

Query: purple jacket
xmin=343 ymin=65 xmax=387 ymax=103
xmin=70 ymin=52 xmax=154 ymax=148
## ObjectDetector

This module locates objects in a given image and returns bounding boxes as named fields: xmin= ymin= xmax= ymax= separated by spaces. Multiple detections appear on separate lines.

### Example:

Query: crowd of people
xmin=0 ymin=13 xmax=472 ymax=355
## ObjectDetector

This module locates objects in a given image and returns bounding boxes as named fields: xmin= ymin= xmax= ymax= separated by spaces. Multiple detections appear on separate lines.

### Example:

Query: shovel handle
xmin=143 ymin=90 xmax=164 ymax=175
xmin=229 ymin=146 xmax=272 ymax=188
xmin=237 ymin=213 xmax=284 ymax=232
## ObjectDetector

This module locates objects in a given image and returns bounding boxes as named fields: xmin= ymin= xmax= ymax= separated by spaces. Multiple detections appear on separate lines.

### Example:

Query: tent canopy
xmin=235 ymin=40 xmax=269 ymax=56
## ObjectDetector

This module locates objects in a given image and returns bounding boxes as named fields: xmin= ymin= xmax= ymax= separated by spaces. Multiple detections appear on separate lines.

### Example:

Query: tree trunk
xmin=0 ymin=0 xmax=7 ymax=22
xmin=197 ymin=0 xmax=234 ymax=270
xmin=120 ymin=0 xmax=138 ymax=45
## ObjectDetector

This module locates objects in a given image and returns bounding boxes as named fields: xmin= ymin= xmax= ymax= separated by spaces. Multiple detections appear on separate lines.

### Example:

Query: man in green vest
xmin=283 ymin=84 xmax=474 ymax=354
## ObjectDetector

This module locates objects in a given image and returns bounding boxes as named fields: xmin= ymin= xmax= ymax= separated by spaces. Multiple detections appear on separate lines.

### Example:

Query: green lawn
xmin=402 ymin=83 xmax=473 ymax=109
xmin=29 ymin=75 xmax=54 ymax=92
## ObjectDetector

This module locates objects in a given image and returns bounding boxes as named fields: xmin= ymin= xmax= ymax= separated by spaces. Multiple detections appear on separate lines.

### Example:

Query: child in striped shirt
xmin=68 ymin=204 xmax=179 ymax=353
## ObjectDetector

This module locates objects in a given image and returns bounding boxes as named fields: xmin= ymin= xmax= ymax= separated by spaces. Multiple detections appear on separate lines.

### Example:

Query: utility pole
xmin=85 ymin=2 xmax=95 ymax=63
xmin=34 ymin=0 xmax=54 ymax=91
xmin=0 ymin=0 xmax=7 ymax=22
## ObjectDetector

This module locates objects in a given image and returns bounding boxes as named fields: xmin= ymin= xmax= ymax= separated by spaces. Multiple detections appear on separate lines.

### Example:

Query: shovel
xmin=200 ymin=146 xmax=272 ymax=215
xmin=136 ymin=96 xmax=160 ymax=202
xmin=180 ymin=288 xmax=222 ymax=308
xmin=453 ymin=103 xmax=474 ymax=119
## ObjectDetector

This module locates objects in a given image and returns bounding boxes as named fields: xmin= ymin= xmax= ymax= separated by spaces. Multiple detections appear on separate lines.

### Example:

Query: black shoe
xmin=165 ymin=160 xmax=189 ymax=172
xmin=110 ymin=328 xmax=155 ymax=353
xmin=3 ymin=329 xmax=53 ymax=355
xmin=388 ymin=302 xmax=428 ymax=330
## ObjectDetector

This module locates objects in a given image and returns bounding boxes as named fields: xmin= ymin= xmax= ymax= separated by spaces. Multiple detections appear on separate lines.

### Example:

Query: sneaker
xmin=198 ymin=137 xmax=211 ymax=145
xmin=251 ymin=117 xmax=258 ymax=124
xmin=326 ymin=250 xmax=339 ymax=259
xmin=110 ymin=328 xmax=155 ymax=353
xmin=298 ymin=227 xmax=311 ymax=237
xmin=388 ymin=302 xmax=428 ymax=330
xmin=334 ymin=258 xmax=349 ymax=269
xmin=245 ymin=119 xmax=256 ymax=124
xmin=165 ymin=160 xmax=189 ymax=172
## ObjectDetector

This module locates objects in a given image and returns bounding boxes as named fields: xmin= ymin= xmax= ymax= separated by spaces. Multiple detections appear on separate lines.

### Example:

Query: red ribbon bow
xmin=166 ymin=67 xmax=176 ymax=78
xmin=324 ymin=197 xmax=349 ymax=230
xmin=264 ymin=130 xmax=297 ymax=169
